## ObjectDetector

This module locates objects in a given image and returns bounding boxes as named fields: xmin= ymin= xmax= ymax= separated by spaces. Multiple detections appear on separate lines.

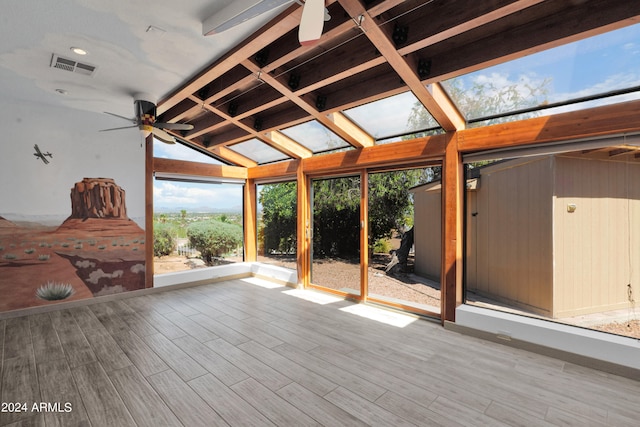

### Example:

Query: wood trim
xmin=243 ymin=179 xmax=257 ymax=261
xmin=267 ymin=131 xmax=313 ymax=159
xmin=153 ymin=157 xmax=248 ymax=179
xmin=145 ymin=134 xmax=154 ymax=288
xmin=441 ymin=133 xmax=462 ymax=322
xmin=248 ymin=159 xmax=299 ymax=180
xmin=302 ymin=134 xmax=446 ymax=174
xmin=337 ymin=0 xmax=466 ymax=131
xmin=297 ymin=162 xmax=310 ymax=288
xmin=456 ymin=100 xmax=640 ymax=152
xmin=158 ymin=3 xmax=305 ymax=115
xmin=210 ymin=146 xmax=258 ymax=168
xmin=327 ymin=112 xmax=375 ymax=148
xmin=360 ymin=170 xmax=369 ymax=301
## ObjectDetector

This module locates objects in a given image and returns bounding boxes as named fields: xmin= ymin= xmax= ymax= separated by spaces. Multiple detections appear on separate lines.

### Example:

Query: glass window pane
xmin=153 ymin=179 xmax=244 ymax=275
xmin=227 ymin=138 xmax=290 ymax=164
xmin=257 ymin=182 xmax=297 ymax=272
xmin=444 ymin=23 xmax=640 ymax=123
xmin=311 ymin=176 xmax=361 ymax=296
xmin=281 ymin=120 xmax=351 ymax=153
xmin=154 ymin=140 xmax=224 ymax=165
xmin=464 ymin=148 xmax=640 ymax=340
xmin=343 ymin=91 xmax=439 ymax=140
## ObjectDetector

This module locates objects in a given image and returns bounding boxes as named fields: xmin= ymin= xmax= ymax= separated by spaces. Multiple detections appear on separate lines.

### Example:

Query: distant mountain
xmin=154 ymin=205 xmax=242 ymax=214
xmin=0 ymin=215 xmax=17 ymax=228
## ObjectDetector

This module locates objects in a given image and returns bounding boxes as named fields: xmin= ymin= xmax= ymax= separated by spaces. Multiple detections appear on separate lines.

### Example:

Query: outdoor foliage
xmin=153 ymin=222 xmax=176 ymax=257
xmin=259 ymin=172 xmax=432 ymax=259
xmin=187 ymin=220 xmax=243 ymax=264
xmin=259 ymin=182 xmax=297 ymax=255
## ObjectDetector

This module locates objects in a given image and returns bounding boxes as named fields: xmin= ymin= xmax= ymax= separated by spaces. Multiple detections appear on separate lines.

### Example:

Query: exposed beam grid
xmin=396 ymin=0 xmax=546 ymax=57
xmin=187 ymin=99 xmax=309 ymax=161
xmin=241 ymin=59 xmax=372 ymax=148
xmin=338 ymin=0 xmax=466 ymax=131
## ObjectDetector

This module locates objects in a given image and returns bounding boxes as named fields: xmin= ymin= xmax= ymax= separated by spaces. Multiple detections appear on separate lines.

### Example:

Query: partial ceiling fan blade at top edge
xmin=151 ymin=127 xmax=176 ymax=144
xmin=299 ymin=0 xmax=325 ymax=45
xmin=154 ymin=122 xmax=194 ymax=131
xmin=104 ymin=112 xmax=136 ymax=123
xmin=99 ymin=125 xmax=139 ymax=132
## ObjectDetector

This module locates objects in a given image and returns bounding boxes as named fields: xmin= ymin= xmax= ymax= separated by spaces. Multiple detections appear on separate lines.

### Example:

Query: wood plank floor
xmin=1 ymin=277 xmax=639 ymax=426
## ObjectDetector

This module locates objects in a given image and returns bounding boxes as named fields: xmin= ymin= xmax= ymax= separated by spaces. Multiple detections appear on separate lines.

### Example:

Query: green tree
xmin=259 ymin=182 xmax=297 ymax=255
xmin=187 ymin=220 xmax=243 ymax=265
xmin=153 ymin=222 xmax=176 ymax=257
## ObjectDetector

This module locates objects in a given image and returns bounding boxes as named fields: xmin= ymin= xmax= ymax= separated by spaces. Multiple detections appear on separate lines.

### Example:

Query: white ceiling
xmin=0 ymin=0 xmax=288 ymax=119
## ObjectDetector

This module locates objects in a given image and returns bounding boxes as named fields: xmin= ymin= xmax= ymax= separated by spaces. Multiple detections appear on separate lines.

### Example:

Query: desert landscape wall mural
xmin=0 ymin=177 xmax=145 ymax=312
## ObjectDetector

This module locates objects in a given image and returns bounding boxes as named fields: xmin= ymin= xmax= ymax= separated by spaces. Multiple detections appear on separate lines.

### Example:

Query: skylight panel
xmin=280 ymin=120 xmax=350 ymax=153
xmin=343 ymin=91 xmax=439 ymax=141
xmin=443 ymin=23 xmax=640 ymax=123
xmin=227 ymin=138 xmax=290 ymax=164
xmin=154 ymin=140 xmax=224 ymax=165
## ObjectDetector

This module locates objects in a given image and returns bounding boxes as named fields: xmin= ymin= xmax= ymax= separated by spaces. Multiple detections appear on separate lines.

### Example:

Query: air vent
xmin=50 ymin=54 xmax=97 ymax=76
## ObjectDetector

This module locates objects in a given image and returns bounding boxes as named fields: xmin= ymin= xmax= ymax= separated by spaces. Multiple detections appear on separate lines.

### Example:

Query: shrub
xmin=187 ymin=220 xmax=243 ymax=264
xmin=373 ymin=238 xmax=392 ymax=254
xmin=4 ymin=253 xmax=17 ymax=260
xmin=36 ymin=281 xmax=74 ymax=301
xmin=24 ymin=248 xmax=35 ymax=254
xmin=154 ymin=222 xmax=176 ymax=257
xmin=38 ymin=254 xmax=50 ymax=261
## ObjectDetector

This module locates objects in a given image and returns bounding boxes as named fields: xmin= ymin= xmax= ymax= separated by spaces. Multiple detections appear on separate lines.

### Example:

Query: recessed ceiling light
xmin=70 ymin=47 xmax=87 ymax=55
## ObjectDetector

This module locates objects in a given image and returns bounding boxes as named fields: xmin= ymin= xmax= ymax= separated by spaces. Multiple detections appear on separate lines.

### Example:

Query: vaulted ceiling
xmin=157 ymin=0 xmax=640 ymax=167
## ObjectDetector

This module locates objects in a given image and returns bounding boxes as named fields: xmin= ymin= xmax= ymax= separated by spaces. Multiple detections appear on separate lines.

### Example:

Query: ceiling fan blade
xmin=99 ymin=125 xmax=139 ymax=132
xmin=104 ymin=111 xmax=136 ymax=124
xmin=154 ymin=122 xmax=194 ymax=131
xmin=151 ymin=127 xmax=176 ymax=144
xmin=299 ymin=0 xmax=325 ymax=46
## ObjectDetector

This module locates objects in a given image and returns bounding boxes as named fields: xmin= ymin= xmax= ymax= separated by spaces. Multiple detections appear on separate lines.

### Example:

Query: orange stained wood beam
xmin=457 ymin=99 xmax=640 ymax=152
xmin=337 ymin=0 xmax=466 ymax=132
xmin=244 ymin=179 xmax=257 ymax=261
xmin=145 ymin=133 xmax=154 ymax=288
xmin=153 ymin=157 xmax=248 ymax=179
xmin=441 ymin=132 xmax=463 ymax=322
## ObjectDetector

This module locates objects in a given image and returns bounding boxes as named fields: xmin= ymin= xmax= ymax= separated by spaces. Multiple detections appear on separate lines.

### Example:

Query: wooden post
xmin=360 ymin=170 xmax=369 ymax=301
xmin=441 ymin=133 xmax=463 ymax=321
xmin=296 ymin=161 xmax=310 ymax=288
xmin=145 ymin=134 xmax=154 ymax=288
xmin=243 ymin=178 xmax=257 ymax=261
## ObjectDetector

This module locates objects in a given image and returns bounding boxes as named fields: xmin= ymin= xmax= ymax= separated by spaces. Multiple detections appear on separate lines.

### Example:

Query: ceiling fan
xmin=298 ymin=0 xmax=329 ymax=45
xmin=101 ymin=93 xmax=193 ymax=144
xmin=202 ymin=0 xmax=329 ymax=46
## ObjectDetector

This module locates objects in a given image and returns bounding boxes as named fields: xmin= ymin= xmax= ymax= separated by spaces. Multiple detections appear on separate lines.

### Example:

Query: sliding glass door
xmin=310 ymin=175 xmax=361 ymax=296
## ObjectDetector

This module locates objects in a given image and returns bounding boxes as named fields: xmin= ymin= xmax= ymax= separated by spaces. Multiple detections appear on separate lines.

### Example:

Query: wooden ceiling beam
xmin=241 ymin=59 xmax=370 ymax=148
xmin=266 ymin=131 xmax=313 ymax=158
xmin=153 ymin=158 xmax=247 ymax=179
xmin=338 ymin=0 xmax=466 ymax=131
xmin=394 ymin=0 xmax=545 ymax=57
xmin=326 ymin=112 xmax=374 ymax=147
xmin=158 ymin=3 xmax=304 ymax=115
xmin=416 ymin=1 xmax=640 ymax=85
xmin=209 ymin=146 xmax=257 ymax=168
xmin=195 ymin=102 xmax=309 ymax=160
